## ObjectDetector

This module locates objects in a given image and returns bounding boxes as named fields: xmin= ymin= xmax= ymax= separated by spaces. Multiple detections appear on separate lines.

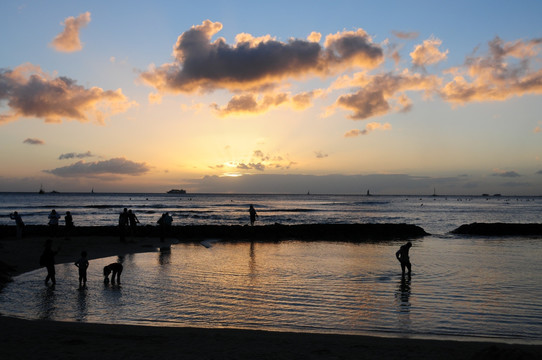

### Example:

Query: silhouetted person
xmin=396 ymin=241 xmax=412 ymax=276
xmin=41 ymin=239 xmax=59 ymax=286
xmin=64 ymin=211 xmax=74 ymax=239
xmin=249 ymin=205 xmax=258 ymax=226
xmin=48 ymin=209 xmax=61 ymax=236
xmin=157 ymin=212 xmax=172 ymax=242
xmin=74 ymin=251 xmax=89 ymax=289
xmin=119 ymin=208 xmax=129 ymax=242
xmin=9 ymin=211 xmax=24 ymax=239
xmin=104 ymin=263 xmax=123 ymax=285
xmin=128 ymin=209 xmax=140 ymax=235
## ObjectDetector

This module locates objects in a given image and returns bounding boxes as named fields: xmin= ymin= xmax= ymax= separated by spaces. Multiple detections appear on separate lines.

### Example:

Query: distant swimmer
xmin=103 ymin=263 xmax=123 ymax=285
xmin=396 ymin=242 xmax=412 ymax=277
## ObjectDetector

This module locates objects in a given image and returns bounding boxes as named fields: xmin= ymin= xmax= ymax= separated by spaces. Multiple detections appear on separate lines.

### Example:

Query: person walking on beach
xmin=48 ymin=209 xmax=61 ymax=236
xmin=9 ymin=211 xmax=24 ymax=239
xmin=249 ymin=205 xmax=258 ymax=226
xmin=41 ymin=239 xmax=59 ymax=286
xmin=103 ymin=263 xmax=123 ymax=285
xmin=74 ymin=251 xmax=89 ymax=289
xmin=396 ymin=241 xmax=412 ymax=277
xmin=119 ymin=208 xmax=129 ymax=242
xmin=128 ymin=209 xmax=140 ymax=235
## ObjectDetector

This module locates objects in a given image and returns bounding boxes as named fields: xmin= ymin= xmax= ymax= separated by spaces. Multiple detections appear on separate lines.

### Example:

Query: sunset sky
xmin=1 ymin=0 xmax=541 ymax=195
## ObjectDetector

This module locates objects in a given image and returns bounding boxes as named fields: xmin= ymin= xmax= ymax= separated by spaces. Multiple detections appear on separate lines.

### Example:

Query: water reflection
xmin=76 ymin=288 xmax=88 ymax=321
xmin=37 ymin=286 xmax=56 ymax=320
xmin=395 ymin=275 xmax=411 ymax=331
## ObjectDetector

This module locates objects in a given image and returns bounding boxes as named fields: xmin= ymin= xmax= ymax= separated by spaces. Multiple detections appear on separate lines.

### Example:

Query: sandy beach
xmin=1 ymin=235 xmax=541 ymax=360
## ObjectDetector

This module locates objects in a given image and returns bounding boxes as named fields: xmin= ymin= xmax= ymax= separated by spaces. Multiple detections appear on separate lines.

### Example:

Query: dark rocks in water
xmin=0 ymin=223 xmax=428 ymax=242
xmin=452 ymin=223 xmax=542 ymax=236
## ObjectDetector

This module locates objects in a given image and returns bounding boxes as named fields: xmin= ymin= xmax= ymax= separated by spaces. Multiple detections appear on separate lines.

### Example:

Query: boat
xmin=366 ymin=189 xmax=372 ymax=196
xmin=167 ymin=189 xmax=187 ymax=194
xmin=38 ymin=185 xmax=45 ymax=194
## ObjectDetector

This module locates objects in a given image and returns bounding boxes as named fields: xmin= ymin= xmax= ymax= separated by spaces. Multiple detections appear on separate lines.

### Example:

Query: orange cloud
xmin=332 ymin=70 xmax=440 ymax=120
xmin=140 ymin=20 xmax=383 ymax=94
xmin=441 ymin=37 xmax=542 ymax=104
xmin=211 ymin=89 xmax=324 ymax=117
xmin=410 ymin=37 xmax=448 ymax=68
xmin=50 ymin=12 xmax=91 ymax=52
xmin=392 ymin=31 xmax=419 ymax=40
xmin=344 ymin=122 xmax=392 ymax=137
xmin=0 ymin=63 xmax=135 ymax=124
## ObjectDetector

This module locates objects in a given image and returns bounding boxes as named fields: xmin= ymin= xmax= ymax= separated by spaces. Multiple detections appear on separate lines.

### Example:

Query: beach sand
xmin=1 ymin=235 xmax=541 ymax=360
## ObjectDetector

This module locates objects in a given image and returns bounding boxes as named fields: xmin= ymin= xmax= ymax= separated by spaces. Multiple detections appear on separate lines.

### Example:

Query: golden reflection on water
xmin=2 ymin=238 xmax=542 ymax=340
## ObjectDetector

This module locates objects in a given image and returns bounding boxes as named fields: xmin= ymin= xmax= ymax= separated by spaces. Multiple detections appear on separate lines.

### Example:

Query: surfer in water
xmin=396 ymin=241 xmax=412 ymax=277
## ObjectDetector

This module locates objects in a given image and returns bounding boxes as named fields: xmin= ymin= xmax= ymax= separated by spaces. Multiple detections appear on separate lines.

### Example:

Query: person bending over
xmin=103 ymin=263 xmax=123 ymax=285
xmin=396 ymin=241 xmax=412 ymax=277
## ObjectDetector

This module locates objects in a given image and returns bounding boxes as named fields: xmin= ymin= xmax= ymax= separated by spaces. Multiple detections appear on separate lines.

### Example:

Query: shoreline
xmin=1 ymin=235 xmax=542 ymax=359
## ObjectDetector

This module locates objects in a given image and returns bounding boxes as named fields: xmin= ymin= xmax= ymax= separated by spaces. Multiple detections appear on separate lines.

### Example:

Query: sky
xmin=1 ymin=0 xmax=541 ymax=195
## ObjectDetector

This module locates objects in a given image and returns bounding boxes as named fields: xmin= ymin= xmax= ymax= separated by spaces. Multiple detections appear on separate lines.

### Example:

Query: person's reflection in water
xmin=395 ymin=275 xmax=412 ymax=331
xmin=159 ymin=247 xmax=171 ymax=266
xmin=37 ymin=286 xmax=56 ymax=320
xmin=76 ymin=288 xmax=88 ymax=321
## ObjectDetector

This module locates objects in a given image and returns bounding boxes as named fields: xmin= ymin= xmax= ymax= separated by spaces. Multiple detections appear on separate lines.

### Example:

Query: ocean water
xmin=1 ymin=193 xmax=541 ymax=342
xmin=1 ymin=192 xmax=541 ymax=234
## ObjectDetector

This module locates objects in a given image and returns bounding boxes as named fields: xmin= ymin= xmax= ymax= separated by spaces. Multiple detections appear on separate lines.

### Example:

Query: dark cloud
xmin=492 ymin=170 xmax=521 ymax=178
xmin=23 ymin=138 xmax=44 ymax=145
xmin=0 ymin=63 xmax=134 ymax=124
xmin=344 ymin=122 xmax=391 ymax=137
xmin=537 ymin=170 xmax=542 ymax=175
xmin=315 ymin=151 xmax=328 ymax=159
xmin=50 ymin=12 xmax=91 ymax=52
xmin=237 ymin=163 xmax=265 ymax=171
xmin=333 ymin=72 xmax=440 ymax=119
xmin=442 ymin=37 xmax=542 ymax=103
xmin=58 ymin=151 xmax=94 ymax=160
xmin=140 ymin=20 xmax=383 ymax=94
xmin=44 ymin=157 xmax=150 ymax=178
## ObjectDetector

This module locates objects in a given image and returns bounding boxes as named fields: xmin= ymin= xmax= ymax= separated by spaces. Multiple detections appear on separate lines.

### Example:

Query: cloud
xmin=392 ymin=31 xmax=419 ymax=40
xmin=331 ymin=71 xmax=440 ymax=119
xmin=492 ymin=169 xmax=521 ymax=177
xmin=344 ymin=122 xmax=392 ymax=137
xmin=535 ymin=126 xmax=541 ymax=133
xmin=211 ymin=89 xmax=323 ymax=116
xmin=0 ymin=63 xmax=135 ymax=124
xmin=58 ymin=151 xmax=94 ymax=160
xmin=50 ymin=12 xmax=91 ymax=52
xmin=315 ymin=151 xmax=328 ymax=159
xmin=44 ymin=157 xmax=150 ymax=178
xmin=23 ymin=138 xmax=44 ymax=145
xmin=237 ymin=163 xmax=265 ymax=171
xmin=441 ymin=36 xmax=542 ymax=104
xmin=140 ymin=20 xmax=383 ymax=94
xmin=536 ymin=170 xmax=542 ymax=175
xmin=410 ymin=37 xmax=448 ymax=68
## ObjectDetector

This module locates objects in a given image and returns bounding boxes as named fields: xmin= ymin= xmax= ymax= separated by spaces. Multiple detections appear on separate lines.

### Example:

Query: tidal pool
xmin=1 ymin=237 xmax=541 ymax=342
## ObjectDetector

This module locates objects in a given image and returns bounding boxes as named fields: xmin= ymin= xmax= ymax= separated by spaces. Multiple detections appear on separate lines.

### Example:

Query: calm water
xmin=1 ymin=239 xmax=541 ymax=342
xmin=1 ymin=193 xmax=541 ymax=341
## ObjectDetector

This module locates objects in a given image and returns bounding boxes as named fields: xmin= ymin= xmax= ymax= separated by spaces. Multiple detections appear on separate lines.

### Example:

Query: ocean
xmin=1 ymin=192 xmax=541 ymax=342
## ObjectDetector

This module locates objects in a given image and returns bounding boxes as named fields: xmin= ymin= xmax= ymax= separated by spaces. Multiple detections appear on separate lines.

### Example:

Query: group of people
xmin=41 ymin=238 xmax=123 ymax=289
xmin=118 ymin=208 xmax=140 ymax=242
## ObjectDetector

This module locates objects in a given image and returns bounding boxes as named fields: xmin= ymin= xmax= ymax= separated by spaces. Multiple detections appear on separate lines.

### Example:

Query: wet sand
xmin=1 ymin=235 xmax=541 ymax=359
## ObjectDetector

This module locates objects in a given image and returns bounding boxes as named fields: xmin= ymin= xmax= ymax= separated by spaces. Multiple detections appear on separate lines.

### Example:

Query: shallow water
xmin=1 ymin=237 xmax=541 ymax=342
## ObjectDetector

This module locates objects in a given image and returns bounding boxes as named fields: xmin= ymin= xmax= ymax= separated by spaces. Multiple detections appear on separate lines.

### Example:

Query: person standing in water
xmin=9 ymin=211 xmax=24 ymax=239
xmin=103 ymin=263 xmax=123 ymax=285
xmin=249 ymin=205 xmax=258 ymax=226
xmin=74 ymin=251 xmax=89 ymax=289
xmin=396 ymin=241 xmax=412 ymax=276
xmin=41 ymin=239 xmax=59 ymax=286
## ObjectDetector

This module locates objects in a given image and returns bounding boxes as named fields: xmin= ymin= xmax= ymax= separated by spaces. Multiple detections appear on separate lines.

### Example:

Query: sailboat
xmin=366 ymin=189 xmax=371 ymax=196
xmin=38 ymin=184 xmax=45 ymax=194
